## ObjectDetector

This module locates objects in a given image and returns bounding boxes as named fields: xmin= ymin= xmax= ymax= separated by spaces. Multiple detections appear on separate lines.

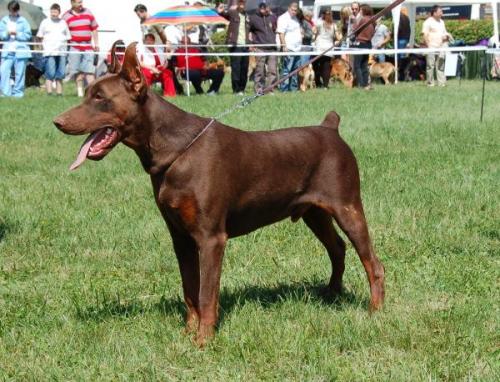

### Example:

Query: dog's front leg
xmin=195 ymin=232 xmax=227 ymax=347
xmin=169 ymin=227 xmax=200 ymax=334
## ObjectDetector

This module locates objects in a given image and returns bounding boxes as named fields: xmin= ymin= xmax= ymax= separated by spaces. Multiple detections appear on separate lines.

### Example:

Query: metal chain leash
xmin=183 ymin=0 xmax=406 ymax=152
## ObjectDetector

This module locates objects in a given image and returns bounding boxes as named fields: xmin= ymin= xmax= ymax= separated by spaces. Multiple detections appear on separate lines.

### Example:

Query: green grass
xmin=0 ymin=80 xmax=499 ymax=380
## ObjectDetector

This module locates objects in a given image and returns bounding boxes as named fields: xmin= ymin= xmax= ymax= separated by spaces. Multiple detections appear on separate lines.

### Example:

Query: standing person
xmin=346 ymin=1 xmax=361 ymax=48
xmin=397 ymin=7 xmax=411 ymax=80
xmin=352 ymin=4 xmax=375 ymax=90
xmin=0 ymin=1 xmax=32 ymax=98
xmin=398 ymin=7 xmax=411 ymax=51
xmin=350 ymin=2 xmax=362 ymax=27
xmin=277 ymin=2 xmax=301 ymax=92
xmin=217 ymin=0 xmax=250 ymax=95
xmin=339 ymin=6 xmax=352 ymax=45
xmin=62 ymin=0 xmax=99 ymax=97
xmin=248 ymin=2 xmax=277 ymax=94
xmin=371 ymin=18 xmax=391 ymax=63
xmin=134 ymin=4 xmax=167 ymax=45
xmin=36 ymin=3 xmax=70 ymax=96
xmin=422 ymin=5 xmax=450 ymax=87
xmin=297 ymin=8 xmax=314 ymax=67
xmin=313 ymin=9 xmax=340 ymax=89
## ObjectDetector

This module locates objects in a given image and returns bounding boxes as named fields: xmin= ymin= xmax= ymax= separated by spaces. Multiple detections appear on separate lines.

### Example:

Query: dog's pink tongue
xmin=69 ymin=131 xmax=100 ymax=171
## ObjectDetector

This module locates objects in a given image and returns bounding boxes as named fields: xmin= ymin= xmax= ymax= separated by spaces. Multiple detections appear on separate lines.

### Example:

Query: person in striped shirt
xmin=62 ymin=0 xmax=99 ymax=97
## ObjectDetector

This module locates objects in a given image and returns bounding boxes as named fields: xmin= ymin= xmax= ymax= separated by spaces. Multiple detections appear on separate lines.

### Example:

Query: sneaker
xmin=438 ymin=83 xmax=446 ymax=87
xmin=207 ymin=90 xmax=217 ymax=96
xmin=237 ymin=91 xmax=244 ymax=96
xmin=427 ymin=83 xmax=435 ymax=87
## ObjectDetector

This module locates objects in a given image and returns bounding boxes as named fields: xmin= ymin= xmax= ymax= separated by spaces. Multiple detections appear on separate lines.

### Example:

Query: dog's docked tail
xmin=321 ymin=111 xmax=341 ymax=131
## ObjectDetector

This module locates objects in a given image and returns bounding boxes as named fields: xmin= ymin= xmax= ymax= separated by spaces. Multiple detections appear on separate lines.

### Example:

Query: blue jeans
xmin=0 ymin=53 xmax=28 ymax=97
xmin=397 ymin=39 xmax=409 ymax=59
xmin=353 ymin=42 xmax=371 ymax=87
xmin=280 ymin=54 xmax=301 ymax=92
xmin=375 ymin=53 xmax=386 ymax=63
xmin=45 ymin=55 xmax=67 ymax=80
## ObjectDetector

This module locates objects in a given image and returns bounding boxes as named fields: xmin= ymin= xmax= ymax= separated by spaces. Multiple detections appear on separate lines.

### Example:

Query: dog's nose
xmin=53 ymin=117 xmax=64 ymax=130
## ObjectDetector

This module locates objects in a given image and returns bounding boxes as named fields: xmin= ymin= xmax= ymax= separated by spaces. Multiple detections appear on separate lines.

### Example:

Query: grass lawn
xmin=0 ymin=79 xmax=499 ymax=380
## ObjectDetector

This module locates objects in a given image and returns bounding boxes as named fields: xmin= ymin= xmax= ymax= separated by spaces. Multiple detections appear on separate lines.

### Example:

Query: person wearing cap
xmin=217 ymin=0 xmax=250 ymax=95
xmin=249 ymin=2 xmax=277 ymax=94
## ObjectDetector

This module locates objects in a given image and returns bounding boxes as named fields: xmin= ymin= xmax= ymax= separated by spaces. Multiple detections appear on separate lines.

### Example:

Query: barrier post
xmin=480 ymin=50 xmax=486 ymax=122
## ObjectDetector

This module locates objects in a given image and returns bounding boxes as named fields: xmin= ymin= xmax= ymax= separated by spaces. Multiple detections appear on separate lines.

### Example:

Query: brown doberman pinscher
xmin=53 ymin=42 xmax=385 ymax=346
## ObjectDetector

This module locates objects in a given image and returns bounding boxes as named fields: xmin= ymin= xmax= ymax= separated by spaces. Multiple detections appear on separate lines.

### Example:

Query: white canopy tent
xmin=31 ymin=0 xmax=203 ymax=52
xmin=313 ymin=0 xmax=499 ymax=49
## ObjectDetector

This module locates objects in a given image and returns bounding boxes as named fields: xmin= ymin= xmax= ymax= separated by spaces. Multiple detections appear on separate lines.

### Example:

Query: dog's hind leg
xmin=331 ymin=201 xmax=385 ymax=312
xmin=168 ymin=226 xmax=200 ymax=334
xmin=303 ymin=206 xmax=346 ymax=296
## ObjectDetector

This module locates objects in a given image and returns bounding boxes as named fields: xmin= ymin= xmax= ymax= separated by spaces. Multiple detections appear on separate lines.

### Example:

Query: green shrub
xmin=208 ymin=30 xmax=229 ymax=65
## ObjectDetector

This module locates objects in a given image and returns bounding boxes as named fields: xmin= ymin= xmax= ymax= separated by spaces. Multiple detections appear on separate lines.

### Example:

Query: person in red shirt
xmin=139 ymin=33 xmax=176 ymax=97
xmin=62 ymin=0 xmax=99 ymax=97
xmin=174 ymin=36 xmax=225 ymax=95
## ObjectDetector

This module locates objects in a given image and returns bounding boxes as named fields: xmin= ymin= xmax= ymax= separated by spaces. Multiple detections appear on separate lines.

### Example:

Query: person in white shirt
xmin=313 ymin=9 xmax=341 ymax=88
xmin=277 ymin=2 xmax=301 ymax=92
xmin=36 ymin=3 xmax=70 ymax=95
xmin=371 ymin=18 xmax=391 ymax=63
xmin=165 ymin=25 xmax=183 ymax=46
xmin=422 ymin=5 xmax=450 ymax=87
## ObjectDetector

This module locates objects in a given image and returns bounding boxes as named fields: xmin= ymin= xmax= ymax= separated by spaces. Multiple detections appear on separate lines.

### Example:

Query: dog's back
xmin=369 ymin=62 xmax=395 ymax=84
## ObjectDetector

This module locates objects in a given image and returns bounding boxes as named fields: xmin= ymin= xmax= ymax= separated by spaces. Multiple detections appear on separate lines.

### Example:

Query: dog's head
xmin=53 ymin=42 xmax=150 ymax=170
xmin=330 ymin=59 xmax=353 ymax=88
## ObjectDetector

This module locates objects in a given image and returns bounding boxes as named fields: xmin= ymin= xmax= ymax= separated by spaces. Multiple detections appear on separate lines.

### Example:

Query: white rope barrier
xmin=0 ymin=45 xmax=492 ymax=57
xmin=17 ymin=42 xmax=286 ymax=48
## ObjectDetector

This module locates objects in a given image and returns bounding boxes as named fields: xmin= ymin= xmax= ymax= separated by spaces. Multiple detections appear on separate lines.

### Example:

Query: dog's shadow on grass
xmin=0 ymin=220 xmax=10 ymax=243
xmin=74 ymin=281 xmax=367 ymax=326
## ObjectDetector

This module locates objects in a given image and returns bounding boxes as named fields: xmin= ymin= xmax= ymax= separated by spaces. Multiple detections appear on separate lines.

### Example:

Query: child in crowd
xmin=37 ymin=3 xmax=70 ymax=96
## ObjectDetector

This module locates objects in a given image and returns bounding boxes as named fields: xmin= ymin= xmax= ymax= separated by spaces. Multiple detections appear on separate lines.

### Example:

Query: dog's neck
xmin=124 ymin=91 xmax=210 ymax=175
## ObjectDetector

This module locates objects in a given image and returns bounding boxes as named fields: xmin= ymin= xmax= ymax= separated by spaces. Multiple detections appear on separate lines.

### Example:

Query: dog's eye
xmin=94 ymin=93 xmax=104 ymax=101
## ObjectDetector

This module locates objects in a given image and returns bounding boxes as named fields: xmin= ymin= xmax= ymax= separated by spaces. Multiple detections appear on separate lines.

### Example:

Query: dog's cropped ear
xmin=120 ymin=42 xmax=147 ymax=98
xmin=108 ymin=40 xmax=124 ymax=74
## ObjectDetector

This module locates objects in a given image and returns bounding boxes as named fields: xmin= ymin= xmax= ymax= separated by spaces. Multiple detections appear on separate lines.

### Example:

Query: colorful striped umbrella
xmin=143 ymin=5 xmax=228 ymax=97
xmin=143 ymin=5 xmax=228 ymax=26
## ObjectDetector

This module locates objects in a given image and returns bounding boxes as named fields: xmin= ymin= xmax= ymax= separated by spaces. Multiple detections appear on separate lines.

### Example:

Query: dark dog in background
xmin=402 ymin=54 xmax=426 ymax=81
xmin=53 ymin=42 xmax=385 ymax=347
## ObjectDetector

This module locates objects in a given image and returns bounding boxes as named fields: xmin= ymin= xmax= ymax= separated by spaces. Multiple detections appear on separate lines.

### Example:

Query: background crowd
xmin=0 ymin=0 xmax=498 ymax=98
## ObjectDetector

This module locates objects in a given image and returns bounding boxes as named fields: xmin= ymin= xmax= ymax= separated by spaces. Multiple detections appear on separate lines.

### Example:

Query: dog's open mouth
xmin=70 ymin=127 xmax=121 ymax=171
